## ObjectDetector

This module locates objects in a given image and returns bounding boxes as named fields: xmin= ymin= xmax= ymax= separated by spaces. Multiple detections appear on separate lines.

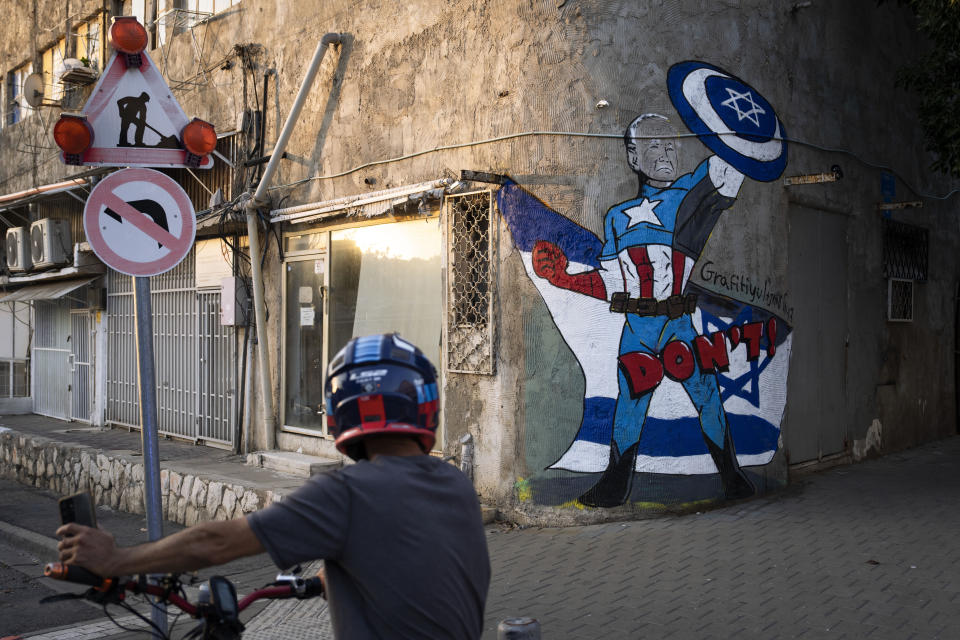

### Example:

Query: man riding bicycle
xmin=56 ymin=333 xmax=491 ymax=639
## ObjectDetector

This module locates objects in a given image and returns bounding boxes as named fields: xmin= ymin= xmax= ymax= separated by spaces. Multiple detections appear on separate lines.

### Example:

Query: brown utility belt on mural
xmin=609 ymin=292 xmax=698 ymax=319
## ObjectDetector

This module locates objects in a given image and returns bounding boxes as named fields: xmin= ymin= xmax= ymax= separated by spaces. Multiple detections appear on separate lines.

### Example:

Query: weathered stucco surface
xmin=2 ymin=0 xmax=958 ymax=524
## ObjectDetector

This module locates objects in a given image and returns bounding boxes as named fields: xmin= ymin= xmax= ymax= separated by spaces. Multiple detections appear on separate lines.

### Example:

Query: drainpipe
xmin=243 ymin=32 xmax=341 ymax=451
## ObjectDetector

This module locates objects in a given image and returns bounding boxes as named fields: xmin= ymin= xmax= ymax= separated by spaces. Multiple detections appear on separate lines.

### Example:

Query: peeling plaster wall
xmin=0 ymin=0 xmax=106 ymax=194
xmin=2 ymin=0 xmax=959 ymax=524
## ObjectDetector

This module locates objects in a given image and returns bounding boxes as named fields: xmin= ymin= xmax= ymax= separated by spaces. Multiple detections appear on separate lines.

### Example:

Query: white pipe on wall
xmin=244 ymin=32 xmax=342 ymax=451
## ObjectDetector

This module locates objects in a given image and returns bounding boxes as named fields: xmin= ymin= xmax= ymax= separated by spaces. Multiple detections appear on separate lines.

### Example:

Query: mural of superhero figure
xmin=498 ymin=61 xmax=791 ymax=508
xmin=534 ymin=113 xmax=752 ymax=506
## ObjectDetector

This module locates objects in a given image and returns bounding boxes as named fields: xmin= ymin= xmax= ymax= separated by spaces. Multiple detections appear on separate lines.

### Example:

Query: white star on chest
xmin=623 ymin=198 xmax=664 ymax=228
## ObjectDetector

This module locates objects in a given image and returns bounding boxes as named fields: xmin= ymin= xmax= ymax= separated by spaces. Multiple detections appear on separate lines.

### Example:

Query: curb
xmin=0 ymin=429 xmax=295 ymax=528
xmin=0 ymin=520 xmax=58 ymax=561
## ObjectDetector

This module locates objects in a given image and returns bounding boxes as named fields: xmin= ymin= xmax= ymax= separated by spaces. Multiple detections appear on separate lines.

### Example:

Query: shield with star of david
xmin=667 ymin=61 xmax=788 ymax=182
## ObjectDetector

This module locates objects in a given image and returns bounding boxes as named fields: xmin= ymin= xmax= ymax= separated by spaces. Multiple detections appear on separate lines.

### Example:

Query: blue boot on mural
xmin=706 ymin=427 xmax=755 ymax=500
xmin=578 ymin=441 xmax=640 ymax=508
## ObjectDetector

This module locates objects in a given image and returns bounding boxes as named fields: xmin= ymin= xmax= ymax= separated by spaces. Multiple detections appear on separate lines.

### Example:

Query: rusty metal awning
xmin=0 ymin=169 xmax=113 ymax=225
xmin=269 ymin=179 xmax=458 ymax=225
xmin=0 ymin=276 xmax=98 ymax=303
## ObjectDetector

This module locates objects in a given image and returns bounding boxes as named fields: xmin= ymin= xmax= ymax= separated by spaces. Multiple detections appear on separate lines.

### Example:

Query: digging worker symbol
xmin=117 ymin=92 xmax=149 ymax=147
xmin=116 ymin=92 xmax=180 ymax=148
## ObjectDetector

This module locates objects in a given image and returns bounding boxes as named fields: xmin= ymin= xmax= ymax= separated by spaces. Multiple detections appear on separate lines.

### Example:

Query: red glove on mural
xmin=532 ymin=241 xmax=607 ymax=301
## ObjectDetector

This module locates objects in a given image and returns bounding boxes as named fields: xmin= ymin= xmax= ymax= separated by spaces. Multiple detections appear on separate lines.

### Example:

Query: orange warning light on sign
xmin=53 ymin=114 xmax=94 ymax=163
xmin=109 ymin=17 xmax=148 ymax=55
xmin=181 ymin=118 xmax=217 ymax=156
xmin=181 ymin=118 xmax=216 ymax=167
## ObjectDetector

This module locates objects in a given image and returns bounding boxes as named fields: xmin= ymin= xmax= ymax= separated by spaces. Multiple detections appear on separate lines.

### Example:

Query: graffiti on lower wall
xmin=498 ymin=61 xmax=792 ymax=508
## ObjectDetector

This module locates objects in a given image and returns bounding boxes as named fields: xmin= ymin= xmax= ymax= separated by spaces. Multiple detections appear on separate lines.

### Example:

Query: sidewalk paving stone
xmin=3 ymin=413 xmax=960 ymax=639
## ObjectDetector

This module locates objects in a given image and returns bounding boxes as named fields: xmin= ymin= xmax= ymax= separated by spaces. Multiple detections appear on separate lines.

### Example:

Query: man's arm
xmin=532 ymin=240 xmax=608 ymax=300
xmin=56 ymin=517 xmax=264 ymax=577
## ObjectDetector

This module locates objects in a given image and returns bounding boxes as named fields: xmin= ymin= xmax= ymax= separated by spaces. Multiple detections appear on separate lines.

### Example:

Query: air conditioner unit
xmin=30 ymin=218 xmax=72 ymax=269
xmin=5 ymin=227 xmax=31 ymax=272
xmin=887 ymin=278 xmax=914 ymax=322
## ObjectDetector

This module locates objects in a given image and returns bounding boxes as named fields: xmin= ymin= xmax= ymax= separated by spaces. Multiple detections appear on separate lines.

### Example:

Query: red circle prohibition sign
xmin=84 ymin=168 xmax=196 ymax=277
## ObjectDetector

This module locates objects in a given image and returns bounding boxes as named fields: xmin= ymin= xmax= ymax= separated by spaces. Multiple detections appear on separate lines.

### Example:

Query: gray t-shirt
xmin=247 ymin=454 xmax=490 ymax=639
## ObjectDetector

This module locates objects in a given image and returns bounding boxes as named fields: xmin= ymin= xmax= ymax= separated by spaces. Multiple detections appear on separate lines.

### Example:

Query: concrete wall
xmin=0 ymin=0 xmax=104 ymax=194
xmin=2 ymin=0 xmax=958 ymax=525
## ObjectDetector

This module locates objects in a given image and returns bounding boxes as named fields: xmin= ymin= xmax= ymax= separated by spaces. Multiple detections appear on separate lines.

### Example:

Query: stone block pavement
xmin=2 ymin=409 xmax=958 ymax=638
xmin=483 ymin=436 xmax=960 ymax=639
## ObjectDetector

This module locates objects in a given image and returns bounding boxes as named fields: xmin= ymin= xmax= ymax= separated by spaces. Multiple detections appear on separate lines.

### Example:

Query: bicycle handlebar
xmin=42 ymin=562 xmax=324 ymax=615
xmin=44 ymin=562 xmax=106 ymax=588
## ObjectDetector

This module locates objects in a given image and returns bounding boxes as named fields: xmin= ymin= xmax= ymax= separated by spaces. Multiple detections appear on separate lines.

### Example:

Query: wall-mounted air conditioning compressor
xmin=30 ymin=218 xmax=72 ymax=269
xmin=5 ymin=227 xmax=31 ymax=272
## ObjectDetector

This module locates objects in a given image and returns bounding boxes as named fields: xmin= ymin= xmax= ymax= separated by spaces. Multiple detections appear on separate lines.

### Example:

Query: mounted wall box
xmin=220 ymin=276 xmax=250 ymax=326
xmin=30 ymin=218 xmax=72 ymax=269
xmin=5 ymin=227 xmax=31 ymax=272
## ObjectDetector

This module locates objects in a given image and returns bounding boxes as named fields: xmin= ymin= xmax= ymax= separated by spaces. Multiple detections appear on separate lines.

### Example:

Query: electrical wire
xmin=782 ymin=136 xmax=960 ymax=201
xmin=264 ymin=129 xmax=960 ymax=202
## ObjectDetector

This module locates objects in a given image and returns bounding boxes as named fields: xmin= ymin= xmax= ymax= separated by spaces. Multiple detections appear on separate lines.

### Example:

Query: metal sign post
xmin=61 ymin=20 xmax=208 ymax=639
xmin=133 ymin=275 xmax=167 ymax=638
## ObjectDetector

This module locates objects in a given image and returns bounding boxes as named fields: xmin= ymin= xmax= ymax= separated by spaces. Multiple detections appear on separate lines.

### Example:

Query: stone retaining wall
xmin=0 ymin=430 xmax=283 ymax=526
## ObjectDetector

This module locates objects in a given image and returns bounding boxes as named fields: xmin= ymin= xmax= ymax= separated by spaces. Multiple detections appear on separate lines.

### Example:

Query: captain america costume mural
xmin=498 ymin=61 xmax=791 ymax=508
xmin=535 ymin=125 xmax=755 ymax=506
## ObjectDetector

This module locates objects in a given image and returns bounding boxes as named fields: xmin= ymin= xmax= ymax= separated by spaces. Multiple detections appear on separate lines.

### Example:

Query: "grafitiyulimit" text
xmin=699 ymin=260 xmax=794 ymax=322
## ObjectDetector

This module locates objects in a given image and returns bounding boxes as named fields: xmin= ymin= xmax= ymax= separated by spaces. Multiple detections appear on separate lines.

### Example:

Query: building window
xmin=41 ymin=38 xmax=67 ymax=103
xmin=75 ymin=15 xmax=104 ymax=72
xmin=281 ymin=218 xmax=443 ymax=446
xmin=0 ymin=302 xmax=31 ymax=398
xmin=131 ymin=0 xmax=148 ymax=31
xmin=157 ymin=0 xmax=240 ymax=46
xmin=191 ymin=0 xmax=241 ymax=13
xmin=5 ymin=63 xmax=32 ymax=125
xmin=882 ymin=219 xmax=928 ymax=282
xmin=445 ymin=191 xmax=496 ymax=375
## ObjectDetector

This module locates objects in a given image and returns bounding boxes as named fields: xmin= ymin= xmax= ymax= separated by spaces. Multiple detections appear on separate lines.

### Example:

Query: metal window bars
xmin=445 ymin=190 xmax=496 ymax=375
xmin=0 ymin=359 xmax=30 ymax=398
xmin=887 ymin=278 xmax=914 ymax=322
xmin=882 ymin=219 xmax=928 ymax=282
xmin=155 ymin=8 xmax=214 ymax=90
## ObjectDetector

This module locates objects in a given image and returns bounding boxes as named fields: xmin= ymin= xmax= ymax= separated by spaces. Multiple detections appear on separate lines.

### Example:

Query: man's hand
xmin=708 ymin=155 xmax=745 ymax=197
xmin=532 ymin=241 xmax=569 ymax=282
xmin=56 ymin=523 xmax=120 ymax=577
xmin=315 ymin=565 xmax=328 ymax=600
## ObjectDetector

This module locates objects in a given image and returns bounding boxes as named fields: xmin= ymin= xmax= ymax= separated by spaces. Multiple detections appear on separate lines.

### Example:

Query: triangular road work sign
xmin=67 ymin=49 xmax=213 ymax=169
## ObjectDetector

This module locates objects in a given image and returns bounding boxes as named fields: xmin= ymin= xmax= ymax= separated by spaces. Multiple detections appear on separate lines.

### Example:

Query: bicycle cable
xmin=102 ymin=599 xmax=169 ymax=639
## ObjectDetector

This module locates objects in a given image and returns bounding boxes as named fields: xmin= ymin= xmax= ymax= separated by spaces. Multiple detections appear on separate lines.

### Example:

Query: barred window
xmin=0 ymin=360 xmax=30 ymax=398
xmin=887 ymin=278 xmax=914 ymax=322
xmin=446 ymin=191 xmax=495 ymax=374
xmin=882 ymin=219 xmax=928 ymax=281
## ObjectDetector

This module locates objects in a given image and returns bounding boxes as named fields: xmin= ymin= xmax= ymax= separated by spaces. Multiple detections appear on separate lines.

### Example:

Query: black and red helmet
xmin=324 ymin=333 xmax=439 ymax=460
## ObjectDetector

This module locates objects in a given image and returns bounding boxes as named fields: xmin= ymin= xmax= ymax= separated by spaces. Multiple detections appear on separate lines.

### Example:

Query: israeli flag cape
xmin=497 ymin=179 xmax=792 ymax=475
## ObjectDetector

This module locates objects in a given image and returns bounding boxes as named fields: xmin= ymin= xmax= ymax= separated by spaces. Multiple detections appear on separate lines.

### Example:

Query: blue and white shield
xmin=667 ymin=61 xmax=787 ymax=182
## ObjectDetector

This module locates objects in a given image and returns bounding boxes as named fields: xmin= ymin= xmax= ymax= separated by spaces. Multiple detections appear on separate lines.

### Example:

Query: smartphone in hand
xmin=59 ymin=491 xmax=97 ymax=528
